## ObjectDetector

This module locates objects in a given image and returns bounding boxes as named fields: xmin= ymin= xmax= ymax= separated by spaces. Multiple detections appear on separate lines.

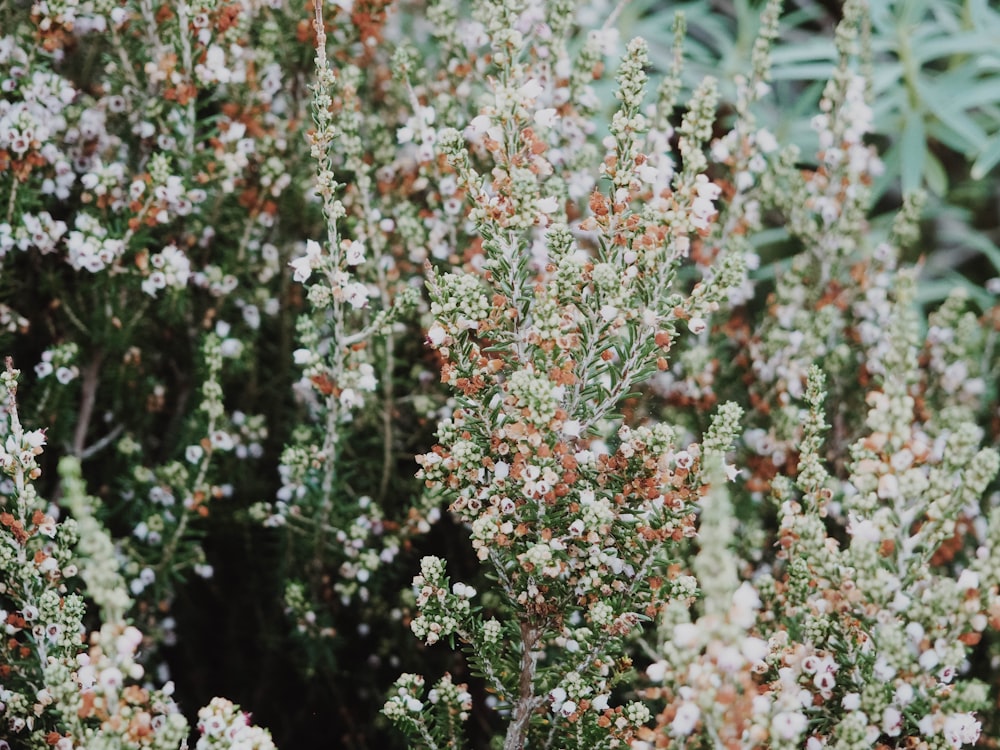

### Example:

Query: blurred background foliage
xmin=615 ymin=0 xmax=1000 ymax=309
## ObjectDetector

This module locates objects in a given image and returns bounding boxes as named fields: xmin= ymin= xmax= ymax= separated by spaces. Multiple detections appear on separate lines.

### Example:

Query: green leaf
xmin=769 ymin=62 xmax=837 ymax=82
xmin=939 ymin=221 xmax=1000 ymax=275
xmin=915 ymin=274 xmax=995 ymax=310
xmin=872 ymin=86 xmax=907 ymax=123
xmin=947 ymin=78 xmax=1000 ymax=111
xmin=912 ymin=29 xmax=1000 ymax=62
xmin=923 ymin=150 xmax=948 ymax=196
xmin=971 ymin=131 xmax=1000 ymax=179
xmin=933 ymin=106 xmax=987 ymax=156
xmin=896 ymin=0 xmax=932 ymax=28
xmin=769 ymin=41 xmax=836 ymax=65
xmin=871 ymin=62 xmax=906 ymax=95
xmin=872 ymin=140 xmax=902 ymax=201
xmin=915 ymin=80 xmax=988 ymax=153
xmin=899 ymin=113 xmax=927 ymax=194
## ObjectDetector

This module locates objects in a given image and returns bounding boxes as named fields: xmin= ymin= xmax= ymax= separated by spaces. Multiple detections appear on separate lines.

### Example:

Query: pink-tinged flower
xmin=687 ymin=317 xmax=707 ymax=334
xmin=343 ymin=281 xmax=370 ymax=309
xmin=943 ymin=714 xmax=981 ymax=749
xmin=880 ymin=705 xmax=902 ymax=736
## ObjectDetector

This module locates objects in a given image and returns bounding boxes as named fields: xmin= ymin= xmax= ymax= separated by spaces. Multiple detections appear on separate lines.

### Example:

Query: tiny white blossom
xmin=345 ymin=240 xmax=365 ymax=265
xmin=537 ymin=196 xmax=559 ymax=214
xmin=772 ymin=711 xmax=808 ymax=741
xmin=646 ymin=660 xmax=668 ymax=683
xmin=290 ymin=240 xmax=323 ymax=283
xmin=671 ymin=703 xmax=700 ymax=736
xmin=534 ymin=108 xmax=559 ymax=128
xmin=426 ymin=323 xmax=447 ymax=346
xmin=343 ymin=281 xmax=370 ymax=309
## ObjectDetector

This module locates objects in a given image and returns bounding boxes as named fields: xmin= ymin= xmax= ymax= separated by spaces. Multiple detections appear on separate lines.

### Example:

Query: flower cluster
xmin=195 ymin=698 xmax=276 ymax=750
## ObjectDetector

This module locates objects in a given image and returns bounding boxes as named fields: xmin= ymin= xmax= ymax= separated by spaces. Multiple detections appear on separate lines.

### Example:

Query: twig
xmin=72 ymin=352 xmax=104 ymax=457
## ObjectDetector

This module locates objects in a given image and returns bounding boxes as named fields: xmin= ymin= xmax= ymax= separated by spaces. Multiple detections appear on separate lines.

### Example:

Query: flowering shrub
xmin=1 ymin=0 xmax=999 ymax=748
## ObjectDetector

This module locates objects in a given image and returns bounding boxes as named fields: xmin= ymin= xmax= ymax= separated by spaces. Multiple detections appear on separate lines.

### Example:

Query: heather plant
xmin=1 ymin=0 xmax=1000 ymax=748
xmin=1 ymin=0 xmax=340 ymax=743
xmin=0 ymin=360 xmax=276 ymax=748
xmin=380 ymin=0 xmax=1000 ymax=748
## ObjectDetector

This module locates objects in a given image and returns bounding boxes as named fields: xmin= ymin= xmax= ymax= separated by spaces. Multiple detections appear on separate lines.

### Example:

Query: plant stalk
xmin=503 ymin=622 xmax=543 ymax=750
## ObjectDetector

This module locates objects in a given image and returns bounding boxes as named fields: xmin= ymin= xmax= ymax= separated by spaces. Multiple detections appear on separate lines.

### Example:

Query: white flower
xmin=636 ymin=163 xmax=659 ymax=183
xmin=340 ymin=388 xmax=364 ymax=409
xmin=771 ymin=711 xmax=808 ymax=741
xmin=537 ymin=196 xmax=559 ymax=214
xmin=671 ymin=702 xmax=700 ymax=736
xmin=755 ymin=128 xmax=778 ymax=153
xmin=562 ymin=420 xmax=581 ymax=438
xmin=290 ymin=240 xmax=323 ymax=283
xmin=23 ymin=429 xmax=46 ymax=450
xmin=345 ymin=239 xmax=365 ymax=265
xmin=517 ymin=78 xmax=543 ymax=102
xmin=534 ymin=108 xmax=559 ymax=128
xmin=957 ymin=569 xmax=979 ymax=590
xmin=357 ymin=364 xmax=377 ymax=391
xmin=741 ymin=636 xmax=769 ymax=664
xmin=210 ymin=430 xmax=234 ymax=451
xmin=847 ymin=512 xmax=881 ymax=543
xmin=465 ymin=115 xmax=492 ymax=138
xmin=645 ymin=660 xmax=668 ymax=683
xmin=396 ymin=125 xmax=414 ymax=144
xmin=687 ymin=317 xmax=707 ymax=334
xmin=943 ymin=714 xmax=981 ymax=748
xmin=452 ymin=582 xmax=476 ymax=599
xmin=426 ymin=323 xmax=448 ymax=346
xmin=894 ymin=684 xmax=914 ymax=706
xmin=873 ymin=658 xmax=896 ymax=681
xmin=549 ymin=687 xmax=567 ymax=711
xmin=342 ymin=282 xmax=370 ymax=309
xmin=882 ymin=707 xmax=903 ymax=736
xmin=877 ymin=473 xmax=899 ymax=499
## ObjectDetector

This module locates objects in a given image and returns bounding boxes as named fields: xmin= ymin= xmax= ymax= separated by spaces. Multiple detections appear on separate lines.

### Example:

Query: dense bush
xmin=1 ymin=0 xmax=999 ymax=748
